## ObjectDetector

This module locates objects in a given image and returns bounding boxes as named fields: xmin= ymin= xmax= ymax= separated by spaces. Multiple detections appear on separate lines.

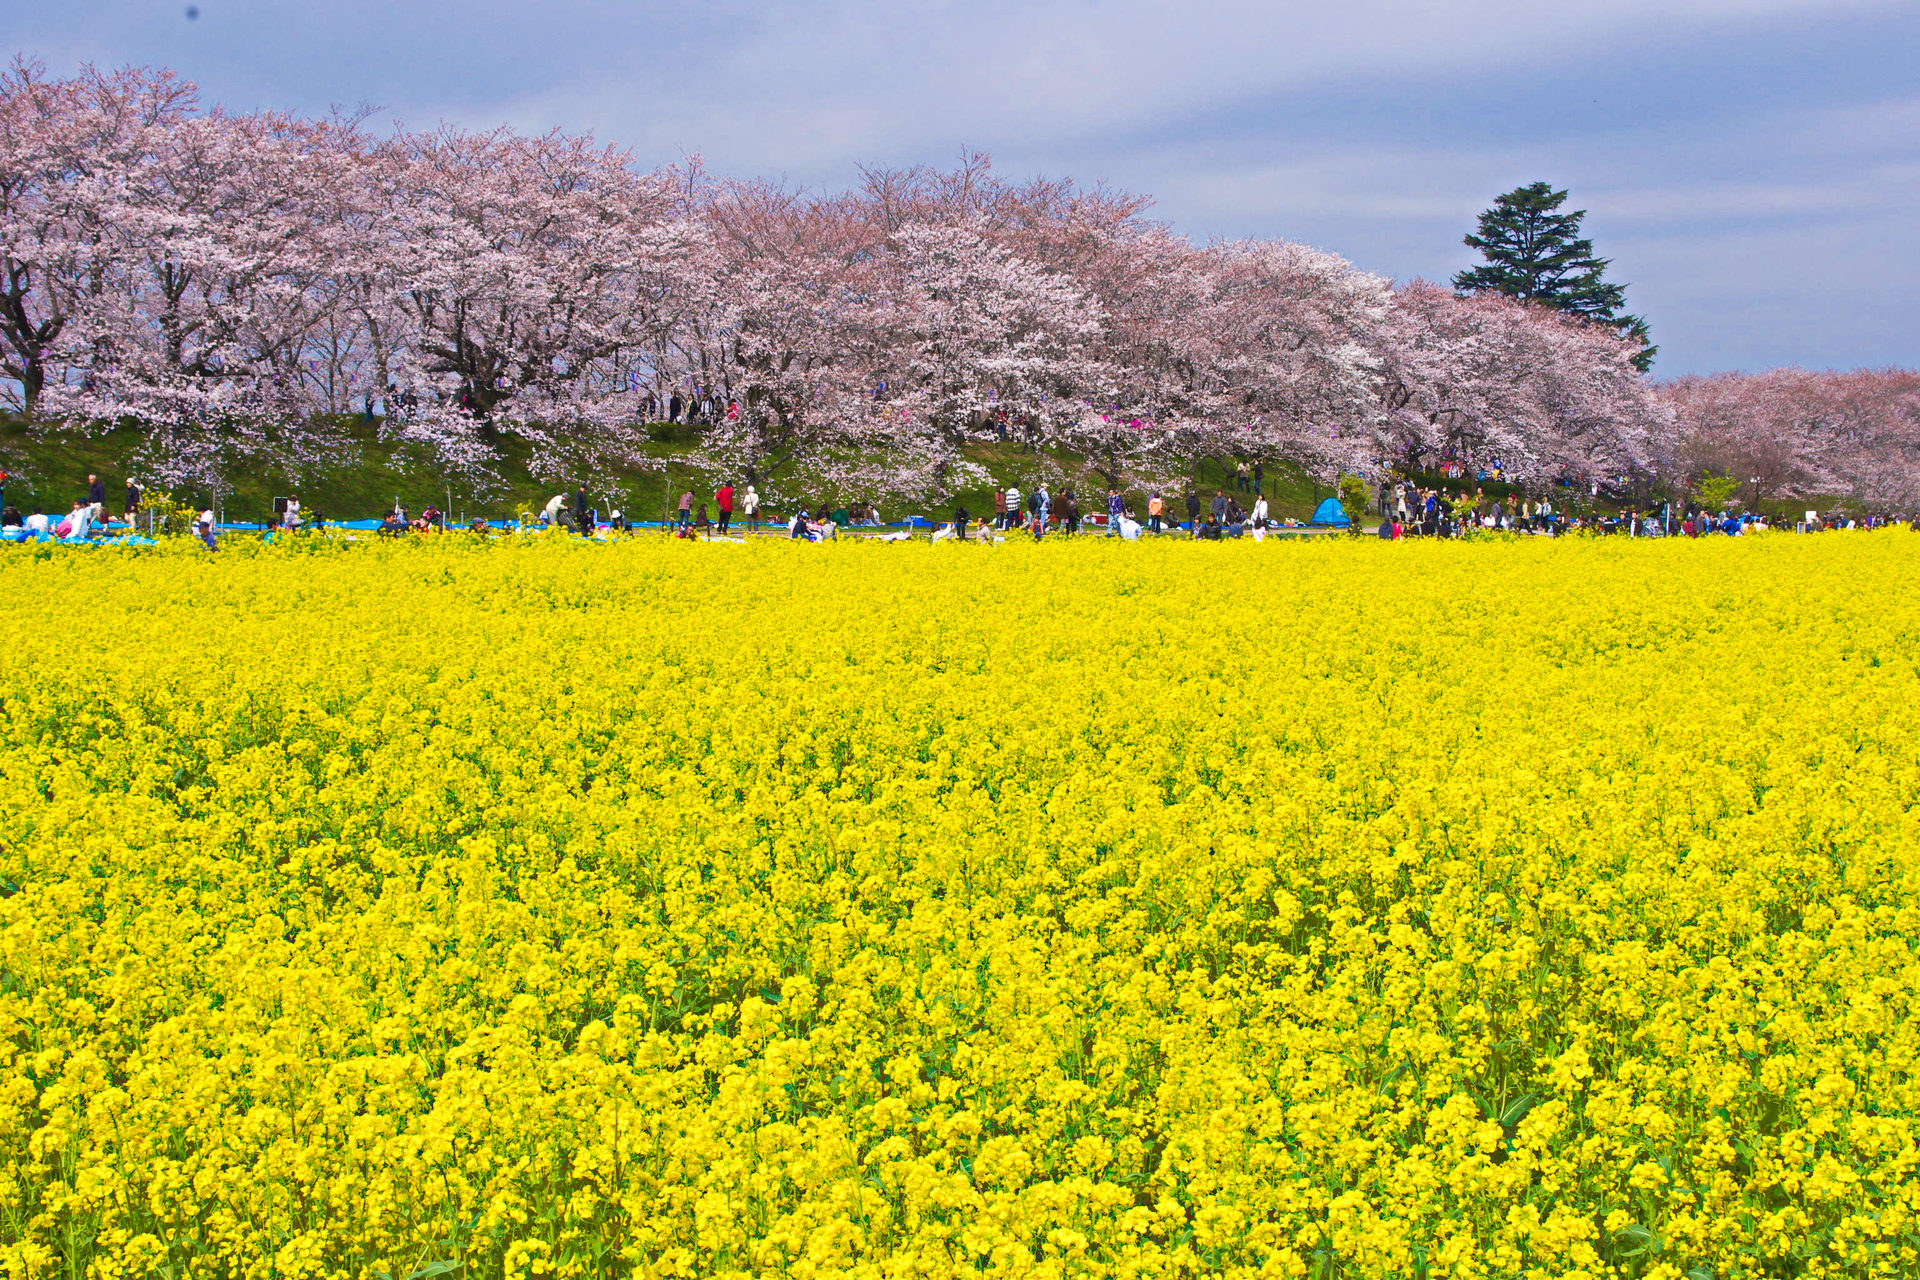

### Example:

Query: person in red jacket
xmin=715 ymin=482 xmax=735 ymax=534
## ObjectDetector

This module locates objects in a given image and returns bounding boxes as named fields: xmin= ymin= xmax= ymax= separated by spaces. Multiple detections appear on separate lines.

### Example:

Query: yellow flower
xmin=0 ymin=532 xmax=1914 ymax=1278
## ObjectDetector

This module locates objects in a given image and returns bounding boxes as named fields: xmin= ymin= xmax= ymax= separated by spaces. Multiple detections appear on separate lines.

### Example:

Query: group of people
xmin=0 ymin=472 xmax=146 ymax=540
xmin=978 ymin=484 xmax=1288 ymax=540
xmin=641 ymin=391 xmax=740 ymax=427
xmin=1380 ymin=484 xmax=1568 ymax=538
xmin=13 ymin=463 xmax=1920 ymax=549
xmin=672 ymin=484 xmax=762 ymax=535
xmin=1373 ymin=481 xmax=1801 ymax=539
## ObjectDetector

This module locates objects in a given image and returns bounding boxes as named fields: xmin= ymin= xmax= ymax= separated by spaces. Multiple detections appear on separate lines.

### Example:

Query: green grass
xmin=0 ymin=417 xmax=1331 ymax=526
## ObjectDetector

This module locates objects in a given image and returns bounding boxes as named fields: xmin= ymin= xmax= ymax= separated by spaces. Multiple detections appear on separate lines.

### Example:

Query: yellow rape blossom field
xmin=2 ymin=533 xmax=1918 ymax=1280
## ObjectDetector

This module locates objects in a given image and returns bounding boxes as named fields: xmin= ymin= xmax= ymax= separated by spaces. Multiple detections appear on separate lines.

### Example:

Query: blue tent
xmin=1309 ymin=496 xmax=1350 ymax=527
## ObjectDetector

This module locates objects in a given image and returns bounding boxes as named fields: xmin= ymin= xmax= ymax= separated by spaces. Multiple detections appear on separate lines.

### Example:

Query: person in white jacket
xmin=1250 ymin=494 xmax=1269 ymax=540
xmin=742 ymin=486 xmax=760 ymax=529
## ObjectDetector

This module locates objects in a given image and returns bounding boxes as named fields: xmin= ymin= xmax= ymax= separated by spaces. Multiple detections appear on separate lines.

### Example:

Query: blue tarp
xmin=1309 ymin=497 xmax=1350 ymax=527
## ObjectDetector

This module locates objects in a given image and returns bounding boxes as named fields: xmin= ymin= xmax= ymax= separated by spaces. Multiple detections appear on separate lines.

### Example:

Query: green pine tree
xmin=1454 ymin=181 xmax=1656 ymax=371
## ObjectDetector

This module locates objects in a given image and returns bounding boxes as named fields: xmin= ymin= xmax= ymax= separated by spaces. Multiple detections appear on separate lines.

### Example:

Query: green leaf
xmin=1614 ymin=1224 xmax=1660 ymax=1259
xmin=1498 ymin=1093 xmax=1539 ymax=1129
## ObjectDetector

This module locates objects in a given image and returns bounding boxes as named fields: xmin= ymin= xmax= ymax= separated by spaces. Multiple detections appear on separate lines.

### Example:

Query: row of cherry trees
xmin=5 ymin=61 xmax=1912 ymax=506
xmin=1662 ymin=369 xmax=1920 ymax=512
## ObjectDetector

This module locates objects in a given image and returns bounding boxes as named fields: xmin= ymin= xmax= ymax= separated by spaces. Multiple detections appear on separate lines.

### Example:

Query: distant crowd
xmin=3 ymin=466 xmax=1914 ymax=550
xmin=1372 ymin=480 xmax=1897 ymax=538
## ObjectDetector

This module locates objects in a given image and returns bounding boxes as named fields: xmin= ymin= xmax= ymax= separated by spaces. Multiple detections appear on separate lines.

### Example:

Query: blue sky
xmin=8 ymin=0 xmax=1916 ymax=376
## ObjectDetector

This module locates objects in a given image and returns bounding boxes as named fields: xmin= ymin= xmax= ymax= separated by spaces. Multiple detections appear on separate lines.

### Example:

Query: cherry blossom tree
xmin=365 ymin=125 xmax=701 ymax=483
xmin=0 ymin=59 xmax=194 ymax=419
xmin=1662 ymin=368 xmax=1920 ymax=510
xmin=675 ymin=180 xmax=897 ymax=500
xmin=1377 ymin=282 xmax=1665 ymax=486
xmin=1187 ymin=239 xmax=1391 ymax=483
xmin=861 ymin=218 xmax=1102 ymax=498
xmin=31 ymin=98 xmax=379 ymax=484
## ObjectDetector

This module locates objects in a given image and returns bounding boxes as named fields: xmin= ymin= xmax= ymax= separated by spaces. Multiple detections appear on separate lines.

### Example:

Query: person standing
xmin=124 ymin=478 xmax=142 ymax=524
xmin=742 ymin=485 xmax=760 ymax=530
xmin=572 ymin=484 xmax=593 ymax=535
xmin=86 ymin=473 xmax=106 ymax=522
xmin=952 ymin=503 xmax=970 ymax=542
xmin=1251 ymin=493 xmax=1269 ymax=530
xmin=1210 ymin=490 xmax=1228 ymax=525
xmin=1185 ymin=490 xmax=1200 ymax=534
xmin=1004 ymin=484 xmax=1022 ymax=530
xmin=1147 ymin=493 xmax=1164 ymax=534
xmin=993 ymin=487 xmax=1006 ymax=529
xmin=1106 ymin=486 xmax=1124 ymax=536
xmin=716 ymin=481 xmax=735 ymax=534
xmin=676 ymin=489 xmax=693 ymax=529
xmin=1035 ymin=484 xmax=1050 ymax=528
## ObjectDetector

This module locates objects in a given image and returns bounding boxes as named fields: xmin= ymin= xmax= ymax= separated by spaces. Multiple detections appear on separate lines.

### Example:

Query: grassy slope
xmin=0 ymin=418 xmax=1330 ymax=525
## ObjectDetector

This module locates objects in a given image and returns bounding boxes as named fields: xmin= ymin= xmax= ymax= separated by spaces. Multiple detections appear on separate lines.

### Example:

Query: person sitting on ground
xmin=469 ymin=516 xmax=489 ymax=533
xmin=379 ymin=510 xmax=407 ymax=537
xmin=0 ymin=506 xmax=20 ymax=529
xmin=62 ymin=500 xmax=93 ymax=539
xmin=789 ymin=507 xmax=811 ymax=539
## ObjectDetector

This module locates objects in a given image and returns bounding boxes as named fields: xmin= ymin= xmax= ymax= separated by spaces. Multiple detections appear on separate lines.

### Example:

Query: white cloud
xmin=464 ymin=0 xmax=1903 ymax=178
